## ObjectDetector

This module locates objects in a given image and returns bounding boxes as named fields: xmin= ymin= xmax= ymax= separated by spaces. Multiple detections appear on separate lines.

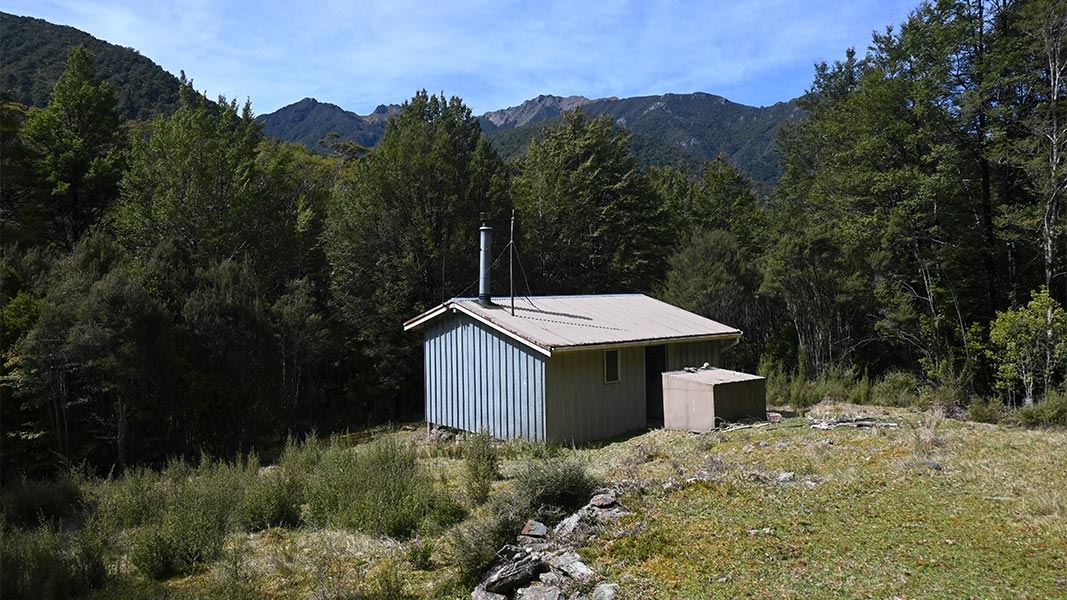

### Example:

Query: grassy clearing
xmin=2 ymin=404 xmax=1065 ymax=598
xmin=579 ymin=404 xmax=1067 ymax=599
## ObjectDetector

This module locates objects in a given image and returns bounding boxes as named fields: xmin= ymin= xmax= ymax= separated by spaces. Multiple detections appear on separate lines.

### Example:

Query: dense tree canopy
xmin=512 ymin=109 xmax=667 ymax=294
xmin=3 ymin=0 xmax=1066 ymax=478
xmin=323 ymin=90 xmax=510 ymax=419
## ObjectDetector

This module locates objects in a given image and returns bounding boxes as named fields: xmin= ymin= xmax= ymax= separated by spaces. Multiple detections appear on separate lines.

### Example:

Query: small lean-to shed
xmin=404 ymin=294 xmax=745 ymax=443
xmin=662 ymin=368 xmax=766 ymax=432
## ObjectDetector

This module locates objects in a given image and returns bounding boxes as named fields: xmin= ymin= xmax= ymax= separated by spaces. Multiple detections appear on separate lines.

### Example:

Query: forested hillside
xmin=255 ymin=97 xmax=400 ymax=151
xmin=483 ymin=93 xmax=803 ymax=184
xmin=258 ymin=92 xmax=800 ymax=185
xmin=0 ymin=12 xmax=179 ymax=120
xmin=1 ymin=0 xmax=1065 ymax=485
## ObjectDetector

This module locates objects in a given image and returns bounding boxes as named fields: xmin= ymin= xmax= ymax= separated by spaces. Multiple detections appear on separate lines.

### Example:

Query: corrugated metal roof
xmin=404 ymin=294 xmax=741 ymax=354
xmin=664 ymin=368 xmax=764 ymax=385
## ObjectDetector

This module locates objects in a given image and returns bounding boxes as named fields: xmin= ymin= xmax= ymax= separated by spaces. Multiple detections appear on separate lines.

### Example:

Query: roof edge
xmin=402 ymin=302 xmax=450 ymax=331
xmin=402 ymin=300 xmax=553 ymax=358
xmin=549 ymin=332 xmax=742 ymax=353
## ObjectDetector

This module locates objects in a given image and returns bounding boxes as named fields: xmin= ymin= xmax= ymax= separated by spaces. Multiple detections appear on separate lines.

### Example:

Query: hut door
xmin=645 ymin=345 xmax=667 ymax=423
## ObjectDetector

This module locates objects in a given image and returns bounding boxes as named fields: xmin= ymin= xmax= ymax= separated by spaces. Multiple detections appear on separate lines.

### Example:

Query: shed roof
xmin=404 ymin=294 xmax=741 ymax=356
xmin=664 ymin=368 xmax=765 ymax=385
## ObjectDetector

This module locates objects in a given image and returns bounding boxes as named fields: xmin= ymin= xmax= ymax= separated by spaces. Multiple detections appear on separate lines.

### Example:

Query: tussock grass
xmin=5 ymin=411 xmax=1064 ymax=599
xmin=462 ymin=431 xmax=499 ymax=506
xmin=0 ymin=522 xmax=108 ymax=600
xmin=1 ymin=474 xmax=83 ymax=527
xmin=305 ymin=436 xmax=465 ymax=538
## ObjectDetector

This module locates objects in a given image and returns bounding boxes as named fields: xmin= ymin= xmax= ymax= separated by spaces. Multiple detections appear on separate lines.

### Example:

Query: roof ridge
xmin=452 ymin=293 xmax=647 ymax=301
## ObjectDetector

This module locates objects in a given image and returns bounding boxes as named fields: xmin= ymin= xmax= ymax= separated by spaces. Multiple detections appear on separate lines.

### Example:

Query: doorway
xmin=645 ymin=344 xmax=667 ymax=424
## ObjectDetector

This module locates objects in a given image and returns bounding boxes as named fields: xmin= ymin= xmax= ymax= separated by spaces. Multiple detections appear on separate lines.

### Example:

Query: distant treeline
xmin=2 ymin=0 xmax=1065 ymax=478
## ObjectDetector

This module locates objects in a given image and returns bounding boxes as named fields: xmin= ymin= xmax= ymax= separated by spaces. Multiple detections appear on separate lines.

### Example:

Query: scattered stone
xmin=593 ymin=506 xmax=628 ymax=522
xmin=553 ymin=513 xmax=582 ymax=540
xmin=472 ymin=585 xmax=507 ymax=600
xmin=539 ymin=571 xmax=564 ymax=586
xmin=547 ymin=551 xmax=594 ymax=582
xmin=483 ymin=555 xmax=544 ymax=595
xmin=776 ymin=471 xmax=795 ymax=483
xmin=767 ymin=412 xmax=783 ymax=423
xmin=747 ymin=527 xmax=774 ymax=536
xmin=590 ymin=493 xmax=617 ymax=508
xmin=516 ymin=584 xmax=563 ymax=600
xmin=522 ymin=520 xmax=549 ymax=538
xmin=592 ymin=583 xmax=618 ymax=600
xmin=920 ymin=461 xmax=942 ymax=471
xmin=430 ymin=428 xmax=456 ymax=442
xmin=810 ymin=417 xmax=899 ymax=430
xmin=518 ymin=538 xmax=551 ymax=550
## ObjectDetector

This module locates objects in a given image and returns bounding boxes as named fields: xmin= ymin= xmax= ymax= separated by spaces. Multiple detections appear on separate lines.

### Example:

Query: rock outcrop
xmin=471 ymin=490 xmax=626 ymax=600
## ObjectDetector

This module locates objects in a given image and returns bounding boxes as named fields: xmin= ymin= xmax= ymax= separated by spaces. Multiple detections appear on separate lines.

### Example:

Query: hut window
xmin=604 ymin=350 xmax=620 ymax=383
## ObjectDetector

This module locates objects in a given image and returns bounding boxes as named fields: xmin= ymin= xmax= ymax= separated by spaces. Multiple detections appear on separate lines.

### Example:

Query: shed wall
xmin=424 ymin=313 xmax=546 ymax=440
xmin=712 ymin=379 xmax=767 ymax=423
xmin=544 ymin=347 xmax=646 ymax=444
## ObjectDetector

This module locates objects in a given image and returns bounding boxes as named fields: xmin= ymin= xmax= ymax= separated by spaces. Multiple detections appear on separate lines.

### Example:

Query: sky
xmin=9 ymin=0 xmax=918 ymax=116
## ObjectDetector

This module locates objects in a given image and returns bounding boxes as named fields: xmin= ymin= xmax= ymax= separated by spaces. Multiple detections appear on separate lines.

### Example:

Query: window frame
xmin=604 ymin=349 xmax=621 ymax=384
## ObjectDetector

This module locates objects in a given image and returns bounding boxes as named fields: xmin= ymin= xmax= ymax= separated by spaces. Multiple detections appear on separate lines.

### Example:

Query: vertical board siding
xmin=424 ymin=313 xmax=546 ymax=441
xmin=544 ymin=347 xmax=646 ymax=444
xmin=667 ymin=340 xmax=724 ymax=371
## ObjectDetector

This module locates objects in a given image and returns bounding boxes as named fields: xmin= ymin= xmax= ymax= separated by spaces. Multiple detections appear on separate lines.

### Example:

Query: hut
xmin=403 ymin=217 xmax=754 ymax=443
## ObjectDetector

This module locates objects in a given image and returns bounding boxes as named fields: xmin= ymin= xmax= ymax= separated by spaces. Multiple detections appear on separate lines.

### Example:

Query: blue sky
xmin=9 ymin=0 xmax=917 ymax=116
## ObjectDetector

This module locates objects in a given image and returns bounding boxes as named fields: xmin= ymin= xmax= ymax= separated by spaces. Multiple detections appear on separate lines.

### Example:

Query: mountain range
xmin=2 ymin=10 xmax=805 ymax=184
xmin=258 ymin=93 xmax=802 ymax=184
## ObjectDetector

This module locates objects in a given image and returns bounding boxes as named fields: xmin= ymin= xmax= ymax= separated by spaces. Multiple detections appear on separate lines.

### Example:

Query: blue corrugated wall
xmin=424 ymin=313 xmax=547 ymax=440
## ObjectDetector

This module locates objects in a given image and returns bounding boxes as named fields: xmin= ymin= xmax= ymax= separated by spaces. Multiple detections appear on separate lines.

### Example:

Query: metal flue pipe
xmin=478 ymin=213 xmax=492 ymax=305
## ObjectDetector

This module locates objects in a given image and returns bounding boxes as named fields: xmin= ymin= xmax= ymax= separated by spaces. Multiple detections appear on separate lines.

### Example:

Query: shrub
xmin=424 ymin=492 xmax=468 ymax=532
xmin=129 ymin=496 xmax=229 ymax=579
xmin=988 ymin=287 xmax=1067 ymax=404
xmin=1010 ymin=389 xmax=1067 ymax=427
xmin=512 ymin=457 xmax=597 ymax=524
xmin=872 ymin=371 xmax=922 ymax=407
xmin=968 ymin=397 xmax=1007 ymax=424
xmin=1 ymin=474 xmax=83 ymax=527
xmin=278 ymin=434 xmax=324 ymax=475
xmin=463 ymin=431 xmax=499 ymax=505
xmin=777 ymin=367 xmax=862 ymax=410
xmin=129 ymin=458 xmax=239 ymax=579
xmin=0 ymin=524 xmax=107 ymax=600
xmin=236 ymin=468 xmax=302 ymax=531
xmin=305 ymin=437 xmax=453 ymax=538
xmin=448 ymin=503 xmax=524 ymax=584
xmin=364 ymin=558 xmax=409 ymax=599
xmin=920 ymin=379 xmax=967 ymax=412
xmin=91 ymin=466 xmax=163 ymax=531
xmin=406 ymin=537 xmax=434 ymax=570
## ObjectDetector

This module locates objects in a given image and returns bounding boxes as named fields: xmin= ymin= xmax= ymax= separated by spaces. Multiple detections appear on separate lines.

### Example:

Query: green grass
xmin=578 ymin=406 xmax=1067 ymax=598
xmin=3 ymin=407 xmax=1064 ymax=599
